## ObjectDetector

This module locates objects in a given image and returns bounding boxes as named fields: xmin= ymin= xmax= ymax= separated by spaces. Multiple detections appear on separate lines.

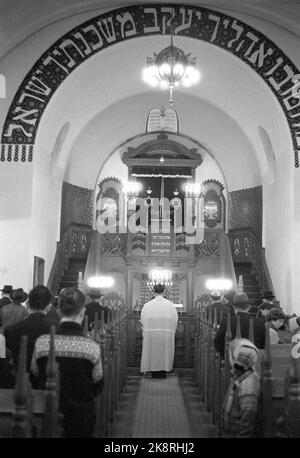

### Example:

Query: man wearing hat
xmin=0 ymin=285 xmax=13 ymax=308
xmin=256 ymin=291 xmax=276 ymax=318
xmin=214 ymin=292 xmax=266 ymax=359
xmin=0 ymin=288 xmax=29 ymax=330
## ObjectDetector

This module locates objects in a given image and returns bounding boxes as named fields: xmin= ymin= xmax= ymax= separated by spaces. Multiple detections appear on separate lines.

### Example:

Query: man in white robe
xmin=140 ymin=284 xmax=178 ymax=378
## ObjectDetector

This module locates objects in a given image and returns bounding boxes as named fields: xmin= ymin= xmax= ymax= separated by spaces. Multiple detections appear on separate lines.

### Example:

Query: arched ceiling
xmin=33 ymin=33 xmax=289 ymax=190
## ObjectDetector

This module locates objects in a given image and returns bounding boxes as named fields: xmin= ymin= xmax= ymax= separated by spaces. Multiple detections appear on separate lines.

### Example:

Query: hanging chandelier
xmin=142 ymin=32 xmax=200 ymax=105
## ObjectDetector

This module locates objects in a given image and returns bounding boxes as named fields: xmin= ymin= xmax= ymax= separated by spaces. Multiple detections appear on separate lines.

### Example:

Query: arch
xmin=1 ymin=3 xmax=300 ymax=166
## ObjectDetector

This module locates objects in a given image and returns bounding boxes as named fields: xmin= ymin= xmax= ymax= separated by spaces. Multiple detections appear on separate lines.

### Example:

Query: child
xmin=222 ymin=338 xmax=260 ymax=437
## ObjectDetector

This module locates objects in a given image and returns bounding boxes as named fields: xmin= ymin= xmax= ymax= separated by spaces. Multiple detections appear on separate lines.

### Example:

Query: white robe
xmin=140 ymin=295 xmax=178 ymax=373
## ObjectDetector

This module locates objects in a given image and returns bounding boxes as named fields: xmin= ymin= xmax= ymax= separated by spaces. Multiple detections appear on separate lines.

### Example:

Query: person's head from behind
xmin=224 ymin=289 xmax=235 ymax=305
xmin=232 ymin=293 xmax=250 ymax=313
xmin=11 ymin=288 xmax=28 ymax=305
xmin=88 ymin=287 xmax=101 ymax=301
xmin=59 ymin=288 xmax=86 ymax=324
xmin=229 ymin=338 xmax=259 ymax=374
xmin=266 ymin=308 xmax=286 ymax=330
xmin=210 ymin=290 xmax=222 ymax=302
xmin=28 ymin=285 xmax=52 ymax=312
xmin=1 ymin=285 xmax=13 ymax=299
xmin=153 ymin=284 xmax=165 ymax=295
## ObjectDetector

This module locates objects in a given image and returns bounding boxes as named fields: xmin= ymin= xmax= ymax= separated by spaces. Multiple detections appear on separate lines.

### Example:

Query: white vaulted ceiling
xmin=0 ymin=0 xmax=298 ymax=191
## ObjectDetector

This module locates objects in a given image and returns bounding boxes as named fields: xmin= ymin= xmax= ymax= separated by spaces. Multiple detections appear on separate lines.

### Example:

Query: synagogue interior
xmin=0 ymin=0 xmax=300 ymax=440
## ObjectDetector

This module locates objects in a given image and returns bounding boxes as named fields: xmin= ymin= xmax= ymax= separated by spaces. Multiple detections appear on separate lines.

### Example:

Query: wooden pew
xmin=193 ymin=303 xmax=299 ymax=437
xmin=0 ymin=328 xmax=59 ymax=438
xmin=90 ymin=292 xmax=129 ymax=438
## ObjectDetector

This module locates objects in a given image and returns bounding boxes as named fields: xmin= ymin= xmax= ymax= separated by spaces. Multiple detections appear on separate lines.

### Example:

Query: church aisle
xmin=108 ymin=371 xmax=217 ymax=438
xmin=132 ymin=374 xmax=192 ymax=438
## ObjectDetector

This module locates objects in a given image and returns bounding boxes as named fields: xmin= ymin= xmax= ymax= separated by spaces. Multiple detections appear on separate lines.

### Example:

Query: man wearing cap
xmin=0 ymin=285 xmax=13 ymax=308
xmin=4 ymin=285 xmax=56 ymax=371
xmin=214 ymin=292 xmax=266 ymax=359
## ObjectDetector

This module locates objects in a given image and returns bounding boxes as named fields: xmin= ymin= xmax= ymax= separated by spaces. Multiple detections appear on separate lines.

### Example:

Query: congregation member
xmin=214 ymin=293 xmax=265 ymax=359
xmin=31 ymin=288 xmax=104 ymax=438
xmin=222 ymin=338 xmax=260 ymax=437
xmin=0 ymin=288 xmax=29 ymax=330
xmin=0 ymin=285 xmax=13 ymax=308
xmin=140 ymin=283 xmax=178 ymax=378
xmin=46 ymin=294 xmax=61 ymax=325
xmin=206 ymin=290 xmax=231 ymax=324
xmin=265 ymin=308 xmax=286 ymax=345
xmin=256 ymin=291 xmax=276 ymax=318
xmin=85 ymin=287 xmax=109 ymax=328
xmin=4 ymin=285 xmax=56 ymax=370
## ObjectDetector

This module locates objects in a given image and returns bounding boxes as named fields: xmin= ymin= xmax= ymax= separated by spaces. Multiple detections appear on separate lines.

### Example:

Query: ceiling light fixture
xmin=142 ymin=28 xmax=200 ymax=106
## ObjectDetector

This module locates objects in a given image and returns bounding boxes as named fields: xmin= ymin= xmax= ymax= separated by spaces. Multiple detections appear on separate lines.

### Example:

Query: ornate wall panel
xmin=60 ymin=181 xmax=93 ymax=235
xmin=228 ymin=186 xmax=262 ymax=241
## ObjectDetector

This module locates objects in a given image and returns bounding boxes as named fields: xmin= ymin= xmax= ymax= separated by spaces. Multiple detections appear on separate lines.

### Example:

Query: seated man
xmin=214 ymin=293 xmax=265 ymax=359
xmin=5 ymin=285 xmax=55 ymax=371
xmin=31 ymin=288 xmax=104 ymax=438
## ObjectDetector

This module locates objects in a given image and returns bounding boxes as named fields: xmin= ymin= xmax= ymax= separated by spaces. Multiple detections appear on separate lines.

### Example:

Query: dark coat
xmin=206 ymin=301 xmax=231 ymax=324
xmin=0 ymin=358 xmax=16 ymax=389
xmin=4 ymin=312 xmax=57 ymax=371
xmin=214 ymin=311 xmax=266 ymax=359
xmin=85 ymin=301 xmax=110 ymax=328
xmin=0 ymin=302 xmax=29 ymax=329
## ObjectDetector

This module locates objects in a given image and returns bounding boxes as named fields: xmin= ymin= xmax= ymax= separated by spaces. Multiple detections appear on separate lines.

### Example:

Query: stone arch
xmin=1 ymin=3 xmax=300 ymax=166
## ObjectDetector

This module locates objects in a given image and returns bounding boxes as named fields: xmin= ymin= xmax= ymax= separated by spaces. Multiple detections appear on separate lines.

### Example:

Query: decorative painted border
xmin=1 ymin=3 xmax=300 ymax=166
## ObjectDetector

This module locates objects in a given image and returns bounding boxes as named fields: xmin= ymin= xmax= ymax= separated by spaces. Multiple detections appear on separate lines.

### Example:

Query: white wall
xmin=0 ymin=163 xmax=33 ymax=291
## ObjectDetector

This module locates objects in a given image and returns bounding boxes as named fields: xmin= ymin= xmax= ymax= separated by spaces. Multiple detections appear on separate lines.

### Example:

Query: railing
xmin=47 ymin=223 xmax=92 ymax=295
xmin=228 ymin=227 xmax=273 ymax=292
xmin=127 ymin=312 xmax=195 ymax=368
xmin=193 ymin=306 xmax=300 ymax=437
xmin=96 ymin=228 xmax=221 ymax=259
